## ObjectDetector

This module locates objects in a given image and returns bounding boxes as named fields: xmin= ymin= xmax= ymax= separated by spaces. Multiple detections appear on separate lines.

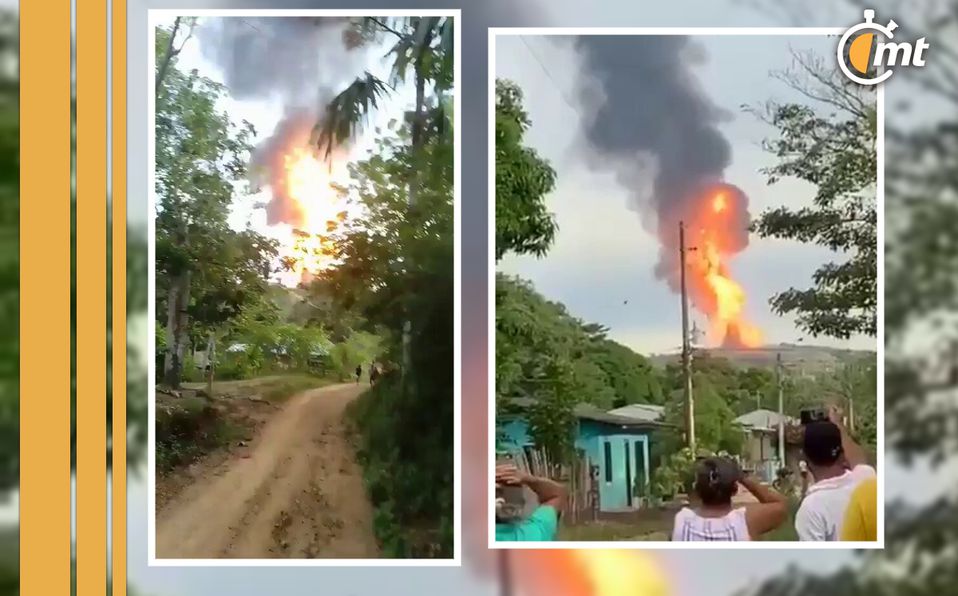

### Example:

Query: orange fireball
xmin=686 ymin=185 xmax=762 ymax=348
xmin=271 ymin=143 xmax=350 ymax=287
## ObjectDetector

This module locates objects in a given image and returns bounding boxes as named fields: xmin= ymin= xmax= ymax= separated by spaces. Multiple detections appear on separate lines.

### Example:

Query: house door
xmin=600 ymin=438 xmax=629 ymax=510
xmin=634 ymin=438 xmax=648 ymax=498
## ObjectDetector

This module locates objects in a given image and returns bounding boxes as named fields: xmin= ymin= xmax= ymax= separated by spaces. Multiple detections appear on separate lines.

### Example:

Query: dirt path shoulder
xmin=155 ymin=383 xmax=378 ymax=559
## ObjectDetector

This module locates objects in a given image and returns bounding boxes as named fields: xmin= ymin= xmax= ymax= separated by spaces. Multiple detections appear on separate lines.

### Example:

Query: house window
xmin=603 ymin=441 xmax=612 ymax=482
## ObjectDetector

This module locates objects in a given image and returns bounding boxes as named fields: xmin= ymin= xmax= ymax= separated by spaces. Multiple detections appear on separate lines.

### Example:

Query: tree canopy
xmin=495 ymin=78 xmax=557 ymax=261
xmin=749 ymin=51 xmax=877 ymax=339
xmin=154 ymin=23 xmax=278 ymax=388
xmin=496 ymin=274 xmax=664 ymax=461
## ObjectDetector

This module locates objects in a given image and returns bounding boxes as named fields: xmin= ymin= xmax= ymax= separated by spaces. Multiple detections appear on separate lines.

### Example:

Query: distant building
xmin=733 ymin=408 xmax=796 ymax=482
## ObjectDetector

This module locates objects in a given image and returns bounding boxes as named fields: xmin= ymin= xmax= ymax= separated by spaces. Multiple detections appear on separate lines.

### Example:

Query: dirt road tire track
xmin=156 ymin=383 xmax=379 ymax=559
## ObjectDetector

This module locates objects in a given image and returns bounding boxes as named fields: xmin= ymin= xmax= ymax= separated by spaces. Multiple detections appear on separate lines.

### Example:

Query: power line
xmin=517 ymin=35 xmax=579 ymax=113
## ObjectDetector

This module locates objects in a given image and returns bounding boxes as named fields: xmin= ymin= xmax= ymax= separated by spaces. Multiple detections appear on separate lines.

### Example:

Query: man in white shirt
xmin=795 ymin=408 xmax=876 ymax=541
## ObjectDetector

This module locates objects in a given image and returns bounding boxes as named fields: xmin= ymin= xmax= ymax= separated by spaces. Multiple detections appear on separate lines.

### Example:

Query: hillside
xmin=649 ymin=343 xmax=876 ymax=375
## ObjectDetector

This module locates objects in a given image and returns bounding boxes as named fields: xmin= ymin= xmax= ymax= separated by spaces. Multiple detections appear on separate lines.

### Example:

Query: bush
xmin=155 ymin=396 xmax=241 ymax=471
xmin=347 ymin=373 xmax=453 ymax=558
xmin=181 ymin=352 xmax=202 ymax=383
xmin=215 ymin=349 xmax=265 ymax=380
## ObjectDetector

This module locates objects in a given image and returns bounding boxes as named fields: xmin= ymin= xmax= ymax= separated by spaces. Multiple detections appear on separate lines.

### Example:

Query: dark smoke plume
xmin=196 ymin=16 xmax=363 ymax=104
xmin=573 ymin=36 xmax=750 ymax=296
xmin=196 ymin=17 xmax=367 ymax=226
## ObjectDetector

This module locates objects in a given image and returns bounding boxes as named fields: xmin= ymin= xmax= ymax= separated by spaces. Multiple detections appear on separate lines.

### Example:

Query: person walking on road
xmin=355 ymin=364 xmax=362 ymax=384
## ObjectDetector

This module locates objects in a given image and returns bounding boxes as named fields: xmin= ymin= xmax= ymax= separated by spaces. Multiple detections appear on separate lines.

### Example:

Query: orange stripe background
xmin=19 ymin=0 xmax=73 ymax=593
xmin=112 ymin=0 xmax=128 ymax=594
xmin=76 ymin=0 xmax=109 ymax=595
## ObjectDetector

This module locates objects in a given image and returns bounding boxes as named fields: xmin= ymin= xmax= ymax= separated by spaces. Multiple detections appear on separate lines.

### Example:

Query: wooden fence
xmin=507 ymin=447 xmax=598 ymax=525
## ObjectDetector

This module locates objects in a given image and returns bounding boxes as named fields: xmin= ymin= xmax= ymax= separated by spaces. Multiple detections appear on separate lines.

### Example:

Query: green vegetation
xmin=311 ymin=17 xmax=454 ymax=558
xmin=748 ymin=50 xmax=877 ymax=339
xmin=255 ymin=375 xmax=331 ymax=403
xmin=496 ymin=274 xmax=663 ymax=461
xmin=0 ymin=8 xmax=17 ymax=498
xmin=155 ymin=396 xmax=244 ymax=472
xmin=741 ymin=2 xmax=958 ymax=592
xmin=494 ymin=79 xmax=557 ymax=260
xmin=153 ymin=22 xmax=384 ymax=390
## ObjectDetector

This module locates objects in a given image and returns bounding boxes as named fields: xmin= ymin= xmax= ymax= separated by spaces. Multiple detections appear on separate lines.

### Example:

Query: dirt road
xmin=156 ymin=383 xmax=379 ymax=559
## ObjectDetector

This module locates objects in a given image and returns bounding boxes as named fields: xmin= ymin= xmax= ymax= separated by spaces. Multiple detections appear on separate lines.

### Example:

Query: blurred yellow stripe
xmin=19 ymin=1 xmax=72 ymax=594
xmin=112 ymin=0 xmax=128 ymax=594
xmin=77 ymin=0 xmax=108 ymax=595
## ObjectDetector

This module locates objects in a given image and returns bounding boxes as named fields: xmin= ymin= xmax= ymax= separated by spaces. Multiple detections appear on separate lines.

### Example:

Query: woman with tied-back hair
xmin=672 ymin=457 xmax=788 ymax=541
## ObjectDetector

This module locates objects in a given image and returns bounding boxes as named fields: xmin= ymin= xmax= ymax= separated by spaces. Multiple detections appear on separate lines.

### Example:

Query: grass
xmin=258 ymin=375 xmax=331 ymax=402
xmin=156 ymin=374 xmax=332 ymax=473
xmin=155 ymin=396 xmax=245 ymax=472
xmin=559 ymin=521 xmax=668 ymax=541
xmin=558 ymin=498 xmax=802 ymax=542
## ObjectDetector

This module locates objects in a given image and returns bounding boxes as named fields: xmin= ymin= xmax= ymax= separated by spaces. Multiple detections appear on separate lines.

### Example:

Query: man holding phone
xmin=795 ymin=406 xmax=876 ymax=541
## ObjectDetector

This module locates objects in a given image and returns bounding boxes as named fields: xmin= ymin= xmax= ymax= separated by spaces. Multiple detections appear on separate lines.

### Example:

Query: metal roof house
xmin=733 ymin=408 xmax=797 ymax=481
xmin=498 ymin=398 xmax=669 ymax=512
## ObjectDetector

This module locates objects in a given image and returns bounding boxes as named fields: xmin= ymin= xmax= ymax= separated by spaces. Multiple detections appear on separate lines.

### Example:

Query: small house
xmin=734 ymin=408 xmax=796 ymax=482
xmin=498 ymin=399 xmax=668 ymax=512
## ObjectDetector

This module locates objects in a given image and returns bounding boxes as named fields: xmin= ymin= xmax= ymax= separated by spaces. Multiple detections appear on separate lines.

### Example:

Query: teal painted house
xmin=498 ymin=401 xmax=667 ymax=512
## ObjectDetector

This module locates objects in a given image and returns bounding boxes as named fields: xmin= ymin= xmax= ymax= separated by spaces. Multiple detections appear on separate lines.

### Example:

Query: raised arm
xmin=829 ymin=406 xmax=866 ymax=468
xmin=522 ymin=474 xmax=567 ymax=510
xmin=740 ymin=475 xmax=788 ymax=539
xmin=495 ymin=464 xmax=566 ymax=509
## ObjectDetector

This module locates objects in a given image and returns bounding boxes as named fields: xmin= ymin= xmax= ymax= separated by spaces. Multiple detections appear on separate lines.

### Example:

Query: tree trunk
xmin=401 ymin=47 xmax=429 ymax=384
xmin=155 ymin=17 xmax=181 ymax=92
xmin=205 ymin=332 xmax=215 ymax=397
xmin=163 ymin=270 xmax=191 ymax=389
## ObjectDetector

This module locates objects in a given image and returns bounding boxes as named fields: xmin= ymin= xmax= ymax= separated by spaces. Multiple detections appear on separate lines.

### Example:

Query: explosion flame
xmin=250 ymin=111 xmax=351 ymax=287
xmin=684 ymin=184 xmax=762 ymax=348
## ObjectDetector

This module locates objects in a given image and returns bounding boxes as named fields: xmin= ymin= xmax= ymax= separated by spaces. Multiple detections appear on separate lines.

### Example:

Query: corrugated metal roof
xmin=734 ymin=408 xmax=795 ymax=430
xmin=502 ymin=398 xmax=668 ymax=428
xmin=608 ymin=403 xmax=666 ymax=422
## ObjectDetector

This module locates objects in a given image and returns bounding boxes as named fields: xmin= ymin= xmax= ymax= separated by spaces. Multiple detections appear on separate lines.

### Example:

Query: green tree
xmin=495 ymin=79 xmax=557 ymax=260
xmin=731 ymin=1 xmax=957 ymax=593
xmin=315 ymin=16 xmax=453 ymax=385
xmin=321 ymin=114 xmax=454 ymax=557
xmin=496 ymin=274 xmax=666 ymax=460
xmin=0 ymin=8 xmax=17 ymax=496
xmin=749 ymin=51 xmax=877 ymax=339
xmin=154 ymin=23 xmax=276 ymax=388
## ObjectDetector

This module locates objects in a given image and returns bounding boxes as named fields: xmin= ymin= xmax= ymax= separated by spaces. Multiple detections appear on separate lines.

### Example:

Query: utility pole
xmin=776 ymin=352 xmax=785 ymax=466
xmin=679 ymin=221 xmax=695 ymax=453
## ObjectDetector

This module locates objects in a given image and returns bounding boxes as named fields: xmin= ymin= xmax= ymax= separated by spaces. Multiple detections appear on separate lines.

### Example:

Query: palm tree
xmin=314 ymin=16 xmax=454 ymax=380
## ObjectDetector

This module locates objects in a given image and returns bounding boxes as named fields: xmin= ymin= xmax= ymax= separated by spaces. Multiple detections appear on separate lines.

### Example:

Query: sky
xmin=496 ymin=34 xmax=876 ymax=355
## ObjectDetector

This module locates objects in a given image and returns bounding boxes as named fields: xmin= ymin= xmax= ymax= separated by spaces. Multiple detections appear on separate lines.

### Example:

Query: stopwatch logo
xmin=837 ymin=9 xmax=930 ymax=86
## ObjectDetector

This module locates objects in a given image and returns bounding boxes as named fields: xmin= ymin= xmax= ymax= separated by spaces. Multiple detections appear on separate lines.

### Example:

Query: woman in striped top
xmin=672 ymin=457 xmax=788 ymax=542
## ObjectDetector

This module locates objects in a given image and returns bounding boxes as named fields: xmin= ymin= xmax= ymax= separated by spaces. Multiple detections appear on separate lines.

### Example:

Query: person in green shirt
xmin=495 ymin=462 xmax=566 ymax=542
